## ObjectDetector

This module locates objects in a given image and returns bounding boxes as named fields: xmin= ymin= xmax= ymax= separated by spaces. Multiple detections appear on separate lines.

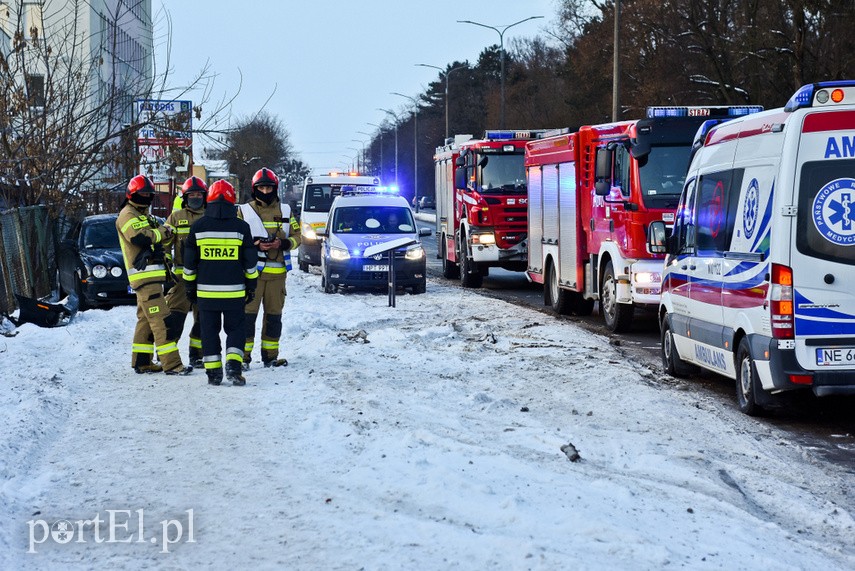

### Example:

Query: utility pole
xmin=612 ymin=0 xmax=621 ymax=122
xmin=391 ymin=92 xmax=419 ymax=210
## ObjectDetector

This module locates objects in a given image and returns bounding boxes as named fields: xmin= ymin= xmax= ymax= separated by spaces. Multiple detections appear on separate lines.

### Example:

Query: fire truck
xmin=434 ymin=130 xmax=544 ymax=288
xmin=525 ymin=106 xmax=763 ymax=331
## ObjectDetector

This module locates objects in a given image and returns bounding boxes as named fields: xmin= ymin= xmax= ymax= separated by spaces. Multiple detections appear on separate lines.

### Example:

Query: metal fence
xmin=0 ymin=206 xmax=57 ymax=314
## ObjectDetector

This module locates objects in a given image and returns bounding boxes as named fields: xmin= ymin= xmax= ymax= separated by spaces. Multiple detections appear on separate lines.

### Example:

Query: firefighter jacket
xmin=116 ymin=200 xmax=174 ymax=288
xmin=238 ymin=199 xmax=301 ymax=279
xmin=183 ymin=201 xmax=259 ymax=311
xmin=165 ymin=206 xmax=205 ymax=277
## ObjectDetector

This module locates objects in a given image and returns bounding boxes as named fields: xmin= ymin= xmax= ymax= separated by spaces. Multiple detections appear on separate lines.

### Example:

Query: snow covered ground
xmin=0 ymin=269 xmax=853 ymax=570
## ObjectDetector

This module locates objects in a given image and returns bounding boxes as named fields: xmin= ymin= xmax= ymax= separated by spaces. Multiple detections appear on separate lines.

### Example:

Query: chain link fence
xmin=0 ymin=206 xmax=58 ymax=315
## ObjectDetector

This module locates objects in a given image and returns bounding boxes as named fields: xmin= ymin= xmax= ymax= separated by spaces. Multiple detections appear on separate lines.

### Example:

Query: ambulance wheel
xmin=441 ymin=240 xmax=459 ymax=279
xmin=736 ymin=338 xmax=764 ymax=416
xmin=661 ymin=315 xmax=696 ymax=378
xmin=299 ymin=260 xmax=309 ymax=272
xmin=545 ymin=261 xmax=573 ymax=315
xmin=600 ymin=261 xmax=633 ymax=332
xmin=459 ymin=233 xmax=482 ymax=289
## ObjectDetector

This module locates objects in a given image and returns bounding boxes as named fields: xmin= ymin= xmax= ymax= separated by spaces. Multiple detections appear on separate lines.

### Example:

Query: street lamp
xmin=351 ymin=138 xmax=368 ymax=173
xmin=366 ymin=123 xmax=384 ymax=177
xmin=391 ymin=92 xmax=420 ymax=210
xmin=346 ymin=147 xmax=361 ymax=173
xmin=458 ymin=16 xmax=543 ymax=128
xmin=416 ymin=63 xmax=466 ymax=139
xmin=377 ymin=108 xmax=400 ymax=187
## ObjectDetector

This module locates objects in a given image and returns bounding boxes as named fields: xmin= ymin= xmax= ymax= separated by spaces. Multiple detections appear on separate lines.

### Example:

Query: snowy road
xmin=1 ymin=270 xmax=853 ymax=569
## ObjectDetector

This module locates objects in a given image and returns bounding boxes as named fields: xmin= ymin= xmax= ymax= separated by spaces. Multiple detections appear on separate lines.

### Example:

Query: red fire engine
xmin=525 ymin=106 xmax=763 ymax=331
xmin=434 ymin=130 xmax=544 ymax=288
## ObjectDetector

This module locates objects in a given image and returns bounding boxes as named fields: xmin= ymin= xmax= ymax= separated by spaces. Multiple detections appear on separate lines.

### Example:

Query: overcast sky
xmin=155 ymin=0 xmax=559 ymax=174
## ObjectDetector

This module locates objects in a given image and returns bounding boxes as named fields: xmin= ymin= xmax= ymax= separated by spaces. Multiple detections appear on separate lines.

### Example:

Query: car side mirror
xmin=647 ymin=221 xmax=667 ymax=254
xmin=419 ymin=227 xmax=431 ymax=237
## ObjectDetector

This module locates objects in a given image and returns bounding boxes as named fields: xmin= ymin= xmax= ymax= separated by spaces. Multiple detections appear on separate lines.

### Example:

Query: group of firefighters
xmin=115 ymin=168 xmax=301 ymax=386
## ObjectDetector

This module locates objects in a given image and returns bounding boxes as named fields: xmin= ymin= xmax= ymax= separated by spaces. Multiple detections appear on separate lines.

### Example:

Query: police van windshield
xmin=83 ymin=221 xmax=121 ymax=249
xmin=303 ymin=184 xmax=342 ymax=211
xmin=638 ymin=145 xmax=692 ymax=209
xmin=479 ymin=153 xmax=526 ymax=194
xmin=796 ymin=159 xmax=855 ymax=265
xmin=332 ymin=206 xmax=415 ymax=234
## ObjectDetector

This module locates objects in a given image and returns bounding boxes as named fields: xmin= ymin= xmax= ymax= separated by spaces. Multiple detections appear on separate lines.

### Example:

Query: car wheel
xmin=736 ymin=337 xmax=764 ymax=416
xmin=661 ymin=315 xmax=697 ymax=378
xmin=55 ymin=268 xmax=66 ymax=299
xmin=545 ymin=260 xmax=573 ymax=315
xmin=600 ymin=261 xmax=633 ymax=332
xmin=441 ymin=239 xmax=459 ymax=279
xmin=299 ymin=260 xmax=309 ymax=272
xmin=459 ymin=231 xmax=482 ymax=289
xmin=322 ymin=269 xmax=335 ymax=294
xmin=74 ymin=272 xmax=89 ymax=311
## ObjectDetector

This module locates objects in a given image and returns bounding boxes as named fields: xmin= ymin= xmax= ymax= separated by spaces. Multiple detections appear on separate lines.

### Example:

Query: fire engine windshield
xmin=479 ymin=153 xmax=526 ymax=194
xmin=638 ymin=145 xmax=692 ymax=209
xmin=303 ymin=184 xmax=342 ymax=211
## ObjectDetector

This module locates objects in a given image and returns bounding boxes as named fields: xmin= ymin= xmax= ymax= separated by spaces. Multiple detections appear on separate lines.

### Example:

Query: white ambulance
xmin=648 ymin=80 xmax=855 ymax=415
xmin=297 ymin=173 xmax=382 ymax=272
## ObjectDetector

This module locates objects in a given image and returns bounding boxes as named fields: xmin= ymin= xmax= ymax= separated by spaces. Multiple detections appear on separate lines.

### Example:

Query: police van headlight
xmin=471 ymin=232 xmax=496 ymax=245
xmin=330 ymin=246 xmax=350 ymax=261
xmin=301 ymin=222 xmax=317 ymax=240
xmin=405 ymin=245 xmax=425 ymax=260
xmin=92 ymin=265 xmax=108 ymax=279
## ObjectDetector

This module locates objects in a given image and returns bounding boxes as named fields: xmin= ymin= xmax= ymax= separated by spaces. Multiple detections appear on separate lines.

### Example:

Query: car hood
xmin=79 ymin=248 xmax=125 ymax=268
xmin=330 ymin=233 xmax=418 ymax=256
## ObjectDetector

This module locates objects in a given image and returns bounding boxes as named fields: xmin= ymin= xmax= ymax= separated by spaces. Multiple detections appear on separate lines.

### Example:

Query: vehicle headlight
xmin=472 ymin=232 xmax=496 ymax=245
xmin=92 ymin=265 xmax=108 ymax=279
xmin=301 ymin=222 xmax=317 ymax=240
xmin=330 ymin=246 xmax=350 ymax=261
xmin=405 ymin=245 xmax=425 ymax=260
xmin=110 ymin=266 xmax=123 ymax=277
xmin=635 ymin=272 xmax=662 ymax=284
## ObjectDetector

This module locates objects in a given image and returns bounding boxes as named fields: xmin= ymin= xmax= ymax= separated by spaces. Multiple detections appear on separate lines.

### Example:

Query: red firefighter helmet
xmin=126 ymin=174 xmax=155 ymax=200
xmin=207 ymin=180 xmax=236 ymax=204
xmin=251 ymin=168 xmax=279 ymax=189
xmin=181 ymin=176 xmax=208 ymax=195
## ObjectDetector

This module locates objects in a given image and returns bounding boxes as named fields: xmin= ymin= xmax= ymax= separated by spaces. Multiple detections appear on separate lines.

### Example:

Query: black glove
xmin=185 ymin=283 xmax=197 ymax=304
xmin=245 ymin=287 xmax=256 ymax=305
xmin=133 ymin=249 xmax=153 ymax=271
xmin=152 ymin=243 xmax=165 ymax=263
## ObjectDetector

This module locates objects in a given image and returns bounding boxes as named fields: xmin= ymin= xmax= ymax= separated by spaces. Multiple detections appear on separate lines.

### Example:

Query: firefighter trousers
xmin=200 ymin=307 xmax=245 ymax=377
xmin=164 ymin=276 xmax=202 ymax=359
xmin=244 ymin=274 xmax=285 ymax=363
xmin=131 ymin=282 xmax=183 ymax=371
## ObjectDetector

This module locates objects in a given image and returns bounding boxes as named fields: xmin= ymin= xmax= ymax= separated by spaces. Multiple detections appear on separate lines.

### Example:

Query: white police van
xmin=649 ymin=81 xmax=855 ymax=415
xmin=297 ymin=173 xmax=382 ymax=272
xmin=317 ymin=187 xmax=431 ymax=294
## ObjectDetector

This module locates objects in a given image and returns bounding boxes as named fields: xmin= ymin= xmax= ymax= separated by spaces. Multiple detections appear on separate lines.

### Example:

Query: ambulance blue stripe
xmin=795 ymin=317 xmax=855 ymax=336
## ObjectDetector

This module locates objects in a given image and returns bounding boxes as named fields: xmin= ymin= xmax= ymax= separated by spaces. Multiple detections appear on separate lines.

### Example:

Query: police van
xmin=317 ymin=187 xmax=431 ymax=294
xmin=648 ymin=80 xmax=855 ymax=415
xmin=297 ymin=173 xmax=382 ymax=272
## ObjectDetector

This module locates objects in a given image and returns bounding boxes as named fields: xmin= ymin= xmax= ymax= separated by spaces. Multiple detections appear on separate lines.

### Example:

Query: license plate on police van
xmin=815 ymin=347 xmax=855 ymax=366
xmin=363 ymin=265 xmax=389 ymax=272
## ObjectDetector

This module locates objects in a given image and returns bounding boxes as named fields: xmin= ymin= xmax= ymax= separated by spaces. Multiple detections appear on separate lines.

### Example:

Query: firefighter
xmin=164 ymin=176 xmax=208 ymax=368
xmin=116 ymin=174 xmax=191 ymax=375
xmin=237 ymin=168 xmax=301 ymax=369
xmin=183 ymin=180 xmax=258 ymax=386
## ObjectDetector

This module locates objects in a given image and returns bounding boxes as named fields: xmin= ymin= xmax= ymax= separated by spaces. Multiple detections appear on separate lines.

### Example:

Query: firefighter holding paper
xmin=237 ymin=168 xmax=301 ymax=369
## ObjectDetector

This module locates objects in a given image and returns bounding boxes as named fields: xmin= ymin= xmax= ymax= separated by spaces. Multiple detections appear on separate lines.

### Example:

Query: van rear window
xmin=303 ymin=185 xmax=342 ymax=211
xmin=796 ymin=159 xmax=855 ymax=265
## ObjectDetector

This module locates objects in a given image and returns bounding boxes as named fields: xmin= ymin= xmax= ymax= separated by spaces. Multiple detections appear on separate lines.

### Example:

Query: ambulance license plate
xmin=363 ymin=265 xmax=389 ymax=272
xmin=815 ymin=347 xmax=855 ymax=366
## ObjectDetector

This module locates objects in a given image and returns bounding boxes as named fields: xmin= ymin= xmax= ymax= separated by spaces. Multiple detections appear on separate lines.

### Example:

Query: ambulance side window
xmin=696 ymin=169 xmax=744 ymax=253
xmin=672 ymin=177 xmax=697 ymax=253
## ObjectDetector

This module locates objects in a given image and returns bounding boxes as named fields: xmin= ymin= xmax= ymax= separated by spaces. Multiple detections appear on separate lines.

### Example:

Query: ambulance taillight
xmin=770 ymin=264 xmax=794 ymax=339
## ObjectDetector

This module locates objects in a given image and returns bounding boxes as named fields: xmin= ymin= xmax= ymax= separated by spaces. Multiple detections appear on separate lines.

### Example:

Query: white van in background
xmin=649 ymin=80 xmax=855 ymax=415
xmin=297 ymin=173 xmax=382 ymax=272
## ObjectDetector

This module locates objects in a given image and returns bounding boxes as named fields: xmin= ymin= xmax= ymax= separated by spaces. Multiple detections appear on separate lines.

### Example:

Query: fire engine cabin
xmin=526 ymin=106 xmax=763 ymax=332
xmin=434 ymin=130 xmax=545 ymax=288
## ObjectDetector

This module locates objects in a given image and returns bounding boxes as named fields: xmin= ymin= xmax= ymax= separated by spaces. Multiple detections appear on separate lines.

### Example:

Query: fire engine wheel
xmin=736 ymin=338 xmax=764 ymax=416
xmin=459 ymin=232 xmax=482 ymax=289
xmin=441 ymin=240 xmax=459 ymax=279
xmin=545 ymin=261 xmax=573 ymax=315
xmin=661 ymin=315 xmax=697 ymax=378
xmin=600 ymin=261 xmax=634 ymax=332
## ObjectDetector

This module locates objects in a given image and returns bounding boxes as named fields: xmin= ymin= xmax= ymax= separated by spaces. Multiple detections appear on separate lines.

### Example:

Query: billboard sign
xmin=135 ymin=99 xmax=193 ymax=146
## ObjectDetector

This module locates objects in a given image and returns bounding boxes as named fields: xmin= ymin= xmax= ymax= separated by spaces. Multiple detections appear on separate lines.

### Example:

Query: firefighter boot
xmin=226 ymin=361 xmax=245 ymax=386
xmin=263 ymin=358 xmax=288 ymax=368
xmin=188 ymin=348 xmax=204 ymax=369
xmin=207 ymin=368 xmax=223 ymax=386
xmin=165 ymin=364 xmax=193 ymax=376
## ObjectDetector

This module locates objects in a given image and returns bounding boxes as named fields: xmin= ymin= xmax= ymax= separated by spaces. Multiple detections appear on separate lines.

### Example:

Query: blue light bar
xmin=647 ymin=107 xmax=688 ymax=118
xmin=340 ymin=185 xmax=394 ymax=196
xmin=727 ymin=106 xmax=764 ymax=116
xmin=785 ymin=80 xmax=855 ymax=112
xmin=484 ymin=130 xmax=516 ymax=140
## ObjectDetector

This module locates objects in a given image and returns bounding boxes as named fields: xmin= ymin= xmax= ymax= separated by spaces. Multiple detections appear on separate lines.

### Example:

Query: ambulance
xmin=297 ymin=172 xmax=382 ymax=272
xmin=649 ymin=80 xmax=855 ymax=415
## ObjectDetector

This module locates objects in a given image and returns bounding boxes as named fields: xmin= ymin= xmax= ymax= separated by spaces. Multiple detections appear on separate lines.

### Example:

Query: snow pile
xmin=0 ymin=270 xmax=852 ymax=569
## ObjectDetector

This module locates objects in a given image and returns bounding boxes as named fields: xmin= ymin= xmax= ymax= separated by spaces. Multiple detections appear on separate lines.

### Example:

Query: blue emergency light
xmin=647 ymin=106 xmax=764 ymax=119
xmin=784 ymin=80 xmax=855 ymax=112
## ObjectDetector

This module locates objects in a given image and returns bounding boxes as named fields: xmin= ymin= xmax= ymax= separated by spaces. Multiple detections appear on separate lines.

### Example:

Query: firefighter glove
xmin=185 ymin=283 xmax=197 ymax=304
xmin=244 ymin=287 xmax=256 ymax=305
xmin=133 ymin=248 xmax=153 ymax=271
